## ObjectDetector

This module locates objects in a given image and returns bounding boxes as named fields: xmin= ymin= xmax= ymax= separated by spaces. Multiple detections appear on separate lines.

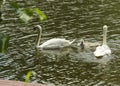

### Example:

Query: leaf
xmin=10 ymin=2 xmax=33 ymax=23
xmin=25 ymin=71 xmax=36 ymax=83
xmin=17 ymin=9 xmax=33 ymax=23
xmin=10 ymin=2 xmax=47 ymax=23
xmin=23 ymin=8 xmax=33 ymax=16
xmin=34 ymin=8 xmax=47 ymax=21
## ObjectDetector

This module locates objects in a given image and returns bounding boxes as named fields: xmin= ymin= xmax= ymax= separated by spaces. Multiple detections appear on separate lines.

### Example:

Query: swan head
xmin=103 ymin=25 xmax=108 ymax=29
xmin=77 ymin=39 xmax=85 ymax=49
xmin=33 ymin=25 xmax=42 ymax=31
xmin=103 ymin=25 xmax=108 ymax=31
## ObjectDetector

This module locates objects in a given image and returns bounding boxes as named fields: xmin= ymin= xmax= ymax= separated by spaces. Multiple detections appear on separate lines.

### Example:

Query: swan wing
xmin=94 ymin=45 xmax=111 ymax=57
xmin=40 ymin=38 xmax=71 ymax=49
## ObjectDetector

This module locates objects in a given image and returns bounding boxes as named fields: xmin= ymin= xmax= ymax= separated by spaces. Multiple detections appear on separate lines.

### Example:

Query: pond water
xmin=0 ymin=0 xmax=120 ymax=86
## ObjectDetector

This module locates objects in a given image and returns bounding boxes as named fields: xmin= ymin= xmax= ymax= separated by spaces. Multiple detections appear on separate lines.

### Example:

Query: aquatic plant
xmin=0 ymin=33 xmax=9 ymax=53
xmin=25 ymin=71 xmax=36 ymax=83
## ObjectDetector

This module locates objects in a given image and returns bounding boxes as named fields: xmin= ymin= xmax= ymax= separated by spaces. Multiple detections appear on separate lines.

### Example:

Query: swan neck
xmin=36 ymin=26 xmax=42 ymax=47
xmin=103 ymin=27 xmax=107 ymax=45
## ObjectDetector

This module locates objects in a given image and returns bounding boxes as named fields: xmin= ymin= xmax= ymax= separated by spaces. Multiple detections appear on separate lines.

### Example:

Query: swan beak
xmin=96 ymin=56 xmax=103 ymax=58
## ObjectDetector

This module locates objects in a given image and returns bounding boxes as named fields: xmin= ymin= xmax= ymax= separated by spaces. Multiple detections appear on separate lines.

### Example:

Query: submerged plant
xmin=0 ymin=33 xmax=9 ymax=53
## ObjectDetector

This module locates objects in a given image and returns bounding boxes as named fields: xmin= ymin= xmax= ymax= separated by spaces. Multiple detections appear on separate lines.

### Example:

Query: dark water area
xmin=0 ymin=0 xmax=120 ymax=86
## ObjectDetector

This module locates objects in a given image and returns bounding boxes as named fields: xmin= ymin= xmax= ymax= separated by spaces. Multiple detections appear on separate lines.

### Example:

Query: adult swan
xmin=34 ymin=25 xmax=76 ymax=50
xmin=94 ymin=25 xmax=111 ymax=57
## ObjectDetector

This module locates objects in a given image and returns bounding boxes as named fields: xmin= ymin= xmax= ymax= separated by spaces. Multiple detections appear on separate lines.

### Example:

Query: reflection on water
xmin=0 ymin=0 xmax=120 ymax=86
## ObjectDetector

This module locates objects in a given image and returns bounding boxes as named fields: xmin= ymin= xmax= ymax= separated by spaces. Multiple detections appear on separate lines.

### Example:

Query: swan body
xmin=34 ymin=25 xmax=75 ymax=50
xmin=94 ymin=45 xmax=111 ymax=57
xmin=38 ymin=38 xmax=75 ymax=49
xmin=94 ymin=25 xmax=111 ymax=57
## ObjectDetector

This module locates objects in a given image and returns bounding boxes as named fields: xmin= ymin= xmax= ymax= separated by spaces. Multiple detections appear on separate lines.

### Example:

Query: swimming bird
xmin=77 ymin=39 xmax=100 ymax=50
xmin=94 ymin=25 xmax=111 ymax=57
xmin=34 ymin=25 xmax=76 ymax=50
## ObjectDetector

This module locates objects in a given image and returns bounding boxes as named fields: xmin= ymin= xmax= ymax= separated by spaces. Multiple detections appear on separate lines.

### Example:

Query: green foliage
xmin=34 ymin=8 xmax=47 ymax=21
xmin=17 ymin=8 xmax=33 ymax=23
xmin=10 ymin=2 xmax=47 ymax=23
xmin=25 ymin=71 xmax=36 ymax=83
xmin=0 ymin=33 xmax=9 ymax=53
xmin=10 ymin=2 xmax=19 ymax=9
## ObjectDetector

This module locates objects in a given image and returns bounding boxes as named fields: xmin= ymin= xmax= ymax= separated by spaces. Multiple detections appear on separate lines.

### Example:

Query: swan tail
xmin=70 ymin=39 xmax=76 ymax=44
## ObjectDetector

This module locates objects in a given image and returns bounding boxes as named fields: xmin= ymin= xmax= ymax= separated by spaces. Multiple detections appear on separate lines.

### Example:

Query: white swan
xmin=94 ymin=25 xmax=111 ymax=57
xmin=34 ymin=25 xmax=76 ymax=50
